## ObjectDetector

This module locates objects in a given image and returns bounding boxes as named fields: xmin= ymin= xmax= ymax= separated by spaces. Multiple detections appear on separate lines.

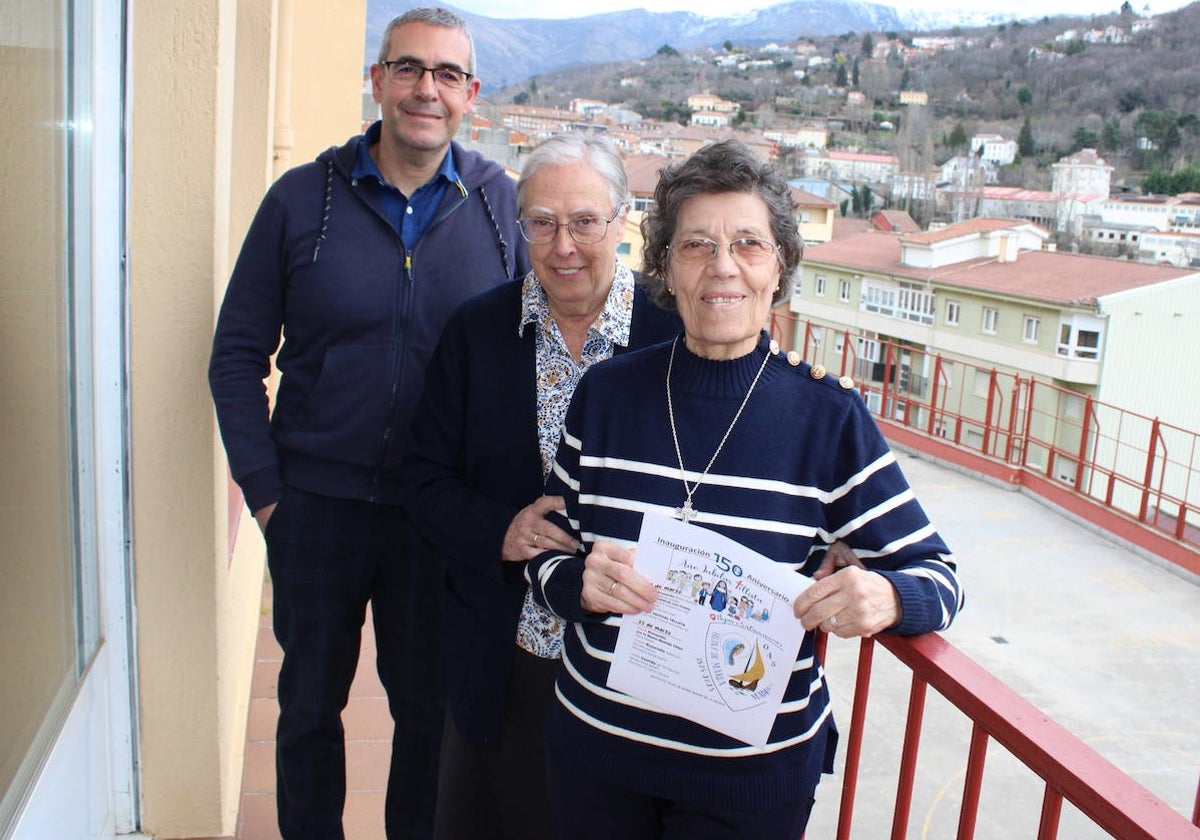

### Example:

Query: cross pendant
xmin=676 ymin=499 xmax=696 ymax=523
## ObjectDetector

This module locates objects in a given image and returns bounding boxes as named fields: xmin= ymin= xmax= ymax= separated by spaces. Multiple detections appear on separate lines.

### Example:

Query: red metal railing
xmin=770 ymin=311 xmax=1200 ymax=576
xmin=813 ymin=632 xmax=1200 ymax=839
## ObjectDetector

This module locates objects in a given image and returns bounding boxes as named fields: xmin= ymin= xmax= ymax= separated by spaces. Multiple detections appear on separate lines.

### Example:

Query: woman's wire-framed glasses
xmin=518 ymin=203 xmax=626 ymax=244
xmin=668 ymin=237 xmax=779 ymax=265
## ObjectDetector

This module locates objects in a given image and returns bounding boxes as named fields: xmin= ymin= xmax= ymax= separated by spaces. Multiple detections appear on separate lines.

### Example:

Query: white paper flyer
xmin=606 ymin=512 xmax=812 ymax=746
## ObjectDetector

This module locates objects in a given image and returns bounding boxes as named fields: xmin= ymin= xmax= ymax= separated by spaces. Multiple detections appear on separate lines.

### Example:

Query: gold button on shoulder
xmin=839 ymin=375 xmax=855 ymax=389
xmin=787 ymin=350 xmax=801 ymax=366
xmin=769 ymin=340 xmax=780 ymax=355
xmin=809 ymin=364 xmax=826 ymax=380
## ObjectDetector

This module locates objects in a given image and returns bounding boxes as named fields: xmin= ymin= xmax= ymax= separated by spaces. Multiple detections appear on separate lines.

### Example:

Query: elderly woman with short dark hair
xmin=526 ymin=138 xmax=964 ymax=840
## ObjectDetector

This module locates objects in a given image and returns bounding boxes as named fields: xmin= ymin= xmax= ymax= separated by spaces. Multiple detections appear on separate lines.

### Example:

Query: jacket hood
xmin=308 ymin=124 xmax=517 ymax=266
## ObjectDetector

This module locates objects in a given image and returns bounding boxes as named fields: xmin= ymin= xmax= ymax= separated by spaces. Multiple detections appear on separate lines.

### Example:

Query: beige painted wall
xmin=128 ymin=0 xmax=365 ymax=835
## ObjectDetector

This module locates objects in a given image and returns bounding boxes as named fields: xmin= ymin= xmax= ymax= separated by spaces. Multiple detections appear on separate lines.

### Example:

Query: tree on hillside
xmin=655 ymin=44 xmax=679 ymax=58
xmin=1017 ymin=86 xmax=1032 ymax=107
xmin=948 ymin=121 xmax=968 ymax=151
xmin=1071 ymin=125 xmax=1099 ymax=153
xmin=1101 ymin=118 xmax=1123 ymax=154
xmin=1134 ymin=109 xmax=1185 ymax=165
xmin=862 ymin=33 xmax=874 ymax=57
xmin=1143 ymin=167 xmax=1200 ymax=195
xmin=1018 ymin=117 xmax=1035 ymax=157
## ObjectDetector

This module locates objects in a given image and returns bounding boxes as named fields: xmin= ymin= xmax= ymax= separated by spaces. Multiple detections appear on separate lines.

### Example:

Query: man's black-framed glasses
xmin=518 ymin=204 xmax=626 ymax=245
xmin=380 ymin=60 xmax=473 ymax=91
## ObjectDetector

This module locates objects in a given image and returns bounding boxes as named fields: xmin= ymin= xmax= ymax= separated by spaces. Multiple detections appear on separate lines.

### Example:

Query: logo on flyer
xmin=704 ymin=622 xmax=779 ymax=712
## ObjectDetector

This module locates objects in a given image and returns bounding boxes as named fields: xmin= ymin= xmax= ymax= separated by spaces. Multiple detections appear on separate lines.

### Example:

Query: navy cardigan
xmin=404 ymin=277 xmax=680 ymax=748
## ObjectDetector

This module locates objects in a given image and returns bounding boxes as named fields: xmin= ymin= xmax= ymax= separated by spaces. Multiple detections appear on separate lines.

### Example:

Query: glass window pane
xmin=0 ymin=0 xmax=94 ymax=826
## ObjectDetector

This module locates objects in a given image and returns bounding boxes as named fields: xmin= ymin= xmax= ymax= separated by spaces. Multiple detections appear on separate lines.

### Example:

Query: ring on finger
xmin=533 ymin=533 xmax=540 ymax=548
xmin=609 ymin=579 xmax=619 ymax=596
xmin=829 ymin=613 xmax=839 ymax=628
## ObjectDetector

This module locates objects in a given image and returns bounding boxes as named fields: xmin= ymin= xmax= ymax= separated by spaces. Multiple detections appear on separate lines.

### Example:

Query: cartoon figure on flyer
xmin=709 ymin=580 xmax=728 ymax=613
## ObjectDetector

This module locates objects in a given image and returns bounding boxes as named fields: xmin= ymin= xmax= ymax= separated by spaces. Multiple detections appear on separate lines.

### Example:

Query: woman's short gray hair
xmin=377 ymin=7 xmax=476 ymax=75
xmin=640 ymin=139 xmax=803 ymax=311
xmin=517 ymin=134 xmax=630 ymax=215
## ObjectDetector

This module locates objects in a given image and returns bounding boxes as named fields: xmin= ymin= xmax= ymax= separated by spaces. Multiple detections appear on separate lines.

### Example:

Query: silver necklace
xmin=666 ymin=337 xmax=771 ymax=523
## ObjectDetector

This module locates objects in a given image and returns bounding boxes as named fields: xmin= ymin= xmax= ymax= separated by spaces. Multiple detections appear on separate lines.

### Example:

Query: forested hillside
xmin=492 ymin=2 xmax=1200 ymax=189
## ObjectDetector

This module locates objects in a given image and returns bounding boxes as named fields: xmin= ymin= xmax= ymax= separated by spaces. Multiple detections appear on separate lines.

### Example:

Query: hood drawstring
xmin=478 ymin=184 xmax=514 ymax=278
xmin=312 ymin=158 xmax=335 ymax=263
xmin=313 ymin=157 xmax=514 ymax=277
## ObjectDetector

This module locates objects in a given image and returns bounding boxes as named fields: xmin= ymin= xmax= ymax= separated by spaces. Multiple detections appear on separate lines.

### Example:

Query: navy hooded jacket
xmin=209 ymin=129 xmax=529 ymax=511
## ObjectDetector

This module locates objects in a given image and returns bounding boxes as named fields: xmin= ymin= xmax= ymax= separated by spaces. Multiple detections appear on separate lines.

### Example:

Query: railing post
xmin=1037 ymin=785 xmax=1064 ymax=840
xmin=890 ymin=675 xmax=928 ymax=840
xmin=1021 ymin=377 xmax=1036 ymax=468
xmin=983 ymin=369 xmax=998 ymax=455
xmin=1074 ymin=396 xmax=1094 ymax=494
xmin=927 ymin=355 xmax=943 ymax=437
xmin=955 ymin=723 xmax=990 ymax=840
xmin=837 ymin=638 xmax=877 ymax=840
xmin=1140 ymin=417 xmax=1161 ymax=523
xmin=1005 ymin=374 xmax=1022 ymax=464
xmin=1192 ymin=768 xmax=1199 ymax=827
xmin=883 ymin=342 xmax=896 ymax=419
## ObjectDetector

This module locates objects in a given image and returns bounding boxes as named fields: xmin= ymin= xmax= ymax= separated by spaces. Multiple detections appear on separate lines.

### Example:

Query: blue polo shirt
xmin=353 ymin=121 xmax=461 ymax=250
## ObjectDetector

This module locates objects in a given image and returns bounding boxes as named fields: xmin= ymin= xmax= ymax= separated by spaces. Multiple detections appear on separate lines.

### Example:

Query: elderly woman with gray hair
xmin=404 ymin=133 xmax=679 ymax=839
xmin=525 ymin=138 xmax=964 ymax=839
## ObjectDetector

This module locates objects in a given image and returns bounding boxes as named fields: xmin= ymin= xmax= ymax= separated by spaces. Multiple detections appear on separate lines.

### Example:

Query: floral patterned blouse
xmin=513 ymin=263 xmax=636 ymax=658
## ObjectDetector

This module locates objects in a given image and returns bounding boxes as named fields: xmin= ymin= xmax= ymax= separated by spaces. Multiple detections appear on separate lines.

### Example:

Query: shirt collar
xmin=518 ymin=261 xmax=636 ymax=347
xmin=352 ymin=120 xmax=461 ymax=191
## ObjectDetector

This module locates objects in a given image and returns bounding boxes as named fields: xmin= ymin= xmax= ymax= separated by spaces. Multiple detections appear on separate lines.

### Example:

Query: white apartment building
xmin=807 ymin=150 xmax=899 ymax=184
xmin=691 ymin=110 xmax=731 ymax=128
xmin=970 ymin=134 xmax=1018 ymax=166
xmin=1052 ymin=148 xmax=1113 ymax=197
xmin=792 ymin=219 xmax=1200 ymax=434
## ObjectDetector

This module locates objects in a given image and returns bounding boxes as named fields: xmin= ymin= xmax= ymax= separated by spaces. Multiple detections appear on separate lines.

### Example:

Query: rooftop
xmin=805 ymin=224 xmax=1197 ymax=306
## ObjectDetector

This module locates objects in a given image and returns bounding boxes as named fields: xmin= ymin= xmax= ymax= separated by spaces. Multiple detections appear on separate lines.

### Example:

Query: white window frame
xmin=982 ymin=307 xmax=998 ymax=334
xmin=1056 ymin=314 xmax=1104 ymax=360
xmin=7 ymin=2 xmax=139 ymax=837
xmin=861 ymin=279 xmax=897 ymax=316
xmin=1022 ymin=315 xmax=1040 ymax=344
xmin=945 ymin=300 xmax=960 ymax=326
xmin=838 ymin=278 xmax=850 ymax=301
xmin=897 ymin=281 xmax=935 ymax=324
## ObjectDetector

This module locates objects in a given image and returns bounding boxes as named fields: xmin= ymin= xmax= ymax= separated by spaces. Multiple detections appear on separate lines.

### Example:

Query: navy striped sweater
xmin=527 ymin=332 xmax=963 ymax=809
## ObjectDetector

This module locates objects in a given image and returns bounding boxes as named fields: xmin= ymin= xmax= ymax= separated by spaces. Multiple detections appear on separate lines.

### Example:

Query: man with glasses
xmin=208 ymin=8 xmax=528 ymax=840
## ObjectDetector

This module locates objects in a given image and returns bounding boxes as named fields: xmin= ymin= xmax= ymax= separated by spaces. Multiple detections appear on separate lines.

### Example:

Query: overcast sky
xmin=454 ymin=0 xmax=1191 ymax=20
